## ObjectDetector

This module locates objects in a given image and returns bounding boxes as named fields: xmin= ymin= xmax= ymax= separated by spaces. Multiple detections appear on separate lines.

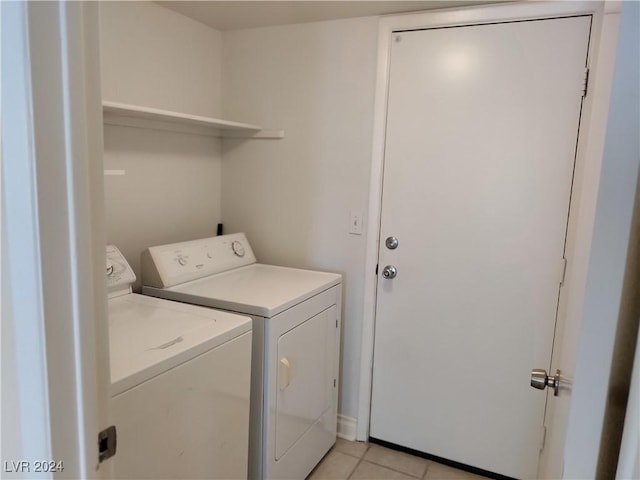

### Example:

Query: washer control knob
xmin=177 ymin=256 xmax=187 ymax=266
xmin=232 ymin=241 xmax=245 ymax=257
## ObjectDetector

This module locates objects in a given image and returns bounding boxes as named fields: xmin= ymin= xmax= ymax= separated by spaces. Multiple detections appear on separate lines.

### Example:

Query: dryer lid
xmin=154 ymin=263 xmax=342 ymax=317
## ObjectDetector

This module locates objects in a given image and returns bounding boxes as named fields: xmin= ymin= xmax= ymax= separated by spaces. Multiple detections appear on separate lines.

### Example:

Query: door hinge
xmin=559 ymin=257 xmax=568 ymax=285
xmin=581 ymin=67 xmax=590 ymax=98
xmin=333 ymin=379 xmax=337 ymax=388
xmin=540 ymin=424 xmax=547 ymax=452
xmin=98 ymin=426 xmax=117 ymax=463
xmin=336 ymin=319 xmax=338 ymax=328
xmin=375 ymin=264 xmax=379 ymax=275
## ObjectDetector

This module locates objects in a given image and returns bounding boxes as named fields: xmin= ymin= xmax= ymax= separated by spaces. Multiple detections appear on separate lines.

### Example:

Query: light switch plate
xmin=349 ymin=211 xmax=363 ymax=235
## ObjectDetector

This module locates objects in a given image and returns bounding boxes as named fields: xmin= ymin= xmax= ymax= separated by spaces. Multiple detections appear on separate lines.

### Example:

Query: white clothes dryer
xmin=106 ymin=245 xmax=252 ymax=479
xmin=141 ymin=233 xmax=342 ymax=480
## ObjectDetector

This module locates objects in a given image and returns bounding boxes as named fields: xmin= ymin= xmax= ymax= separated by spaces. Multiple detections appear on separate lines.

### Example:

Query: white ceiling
xmin=158 ymin=1 xmax=500 ymax=31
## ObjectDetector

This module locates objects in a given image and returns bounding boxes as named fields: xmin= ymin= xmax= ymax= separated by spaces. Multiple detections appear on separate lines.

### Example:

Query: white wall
xmin=100 ymin=2 xmax=224 ymax=289
xmin=222 ymin=17 xmax=379 ymax=417
xmin=2 ymin=3 xmax=50 ymax=470
xmin=100 ymin=1 xmax=222 ymax=117
xmin=563 ymin=1 xmax=640 ymax=477
xmin=102 ymin=128 xmax=222 ymax=291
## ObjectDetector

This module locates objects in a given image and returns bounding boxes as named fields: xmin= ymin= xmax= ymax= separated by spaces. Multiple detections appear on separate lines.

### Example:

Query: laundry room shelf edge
xmin=102 ymin=101 xmax=284 ymax=139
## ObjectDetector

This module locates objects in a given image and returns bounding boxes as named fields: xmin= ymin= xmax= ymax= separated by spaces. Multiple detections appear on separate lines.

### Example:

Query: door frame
xmin=2 ymin=1 xmax=111 ymax=477
xmin=358 ymin=0 xmax=621 ymax=475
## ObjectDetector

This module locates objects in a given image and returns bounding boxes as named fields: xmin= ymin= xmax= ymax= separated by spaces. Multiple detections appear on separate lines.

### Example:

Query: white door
xmin=370 ymin=16 xmax=591 ymax=479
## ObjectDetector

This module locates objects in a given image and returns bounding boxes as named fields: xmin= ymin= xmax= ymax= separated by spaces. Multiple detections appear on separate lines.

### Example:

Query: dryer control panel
xmin=141 ymin=233 xmax=256 ymax=289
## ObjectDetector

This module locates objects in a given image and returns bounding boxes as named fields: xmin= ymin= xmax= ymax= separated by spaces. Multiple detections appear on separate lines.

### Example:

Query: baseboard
xmin=337 ymin=414 xmax=357 ymax=441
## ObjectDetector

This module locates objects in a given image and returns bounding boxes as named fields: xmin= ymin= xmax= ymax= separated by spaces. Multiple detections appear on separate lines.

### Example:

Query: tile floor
xmin=307 ymin=439 xmax=490 ymax=480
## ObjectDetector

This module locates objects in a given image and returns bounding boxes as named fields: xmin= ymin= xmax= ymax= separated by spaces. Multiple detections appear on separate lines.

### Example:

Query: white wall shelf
xmin=102 ymin=101 xmax=284 ymax=139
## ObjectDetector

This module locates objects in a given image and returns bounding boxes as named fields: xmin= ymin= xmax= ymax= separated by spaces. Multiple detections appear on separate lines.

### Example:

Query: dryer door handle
xmin=279 ymin=357 xmax=291 ymax=391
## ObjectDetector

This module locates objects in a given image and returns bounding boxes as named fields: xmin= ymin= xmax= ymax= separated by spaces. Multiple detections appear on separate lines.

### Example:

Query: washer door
xmin=275 ymin=306 xmax=336 ymax=460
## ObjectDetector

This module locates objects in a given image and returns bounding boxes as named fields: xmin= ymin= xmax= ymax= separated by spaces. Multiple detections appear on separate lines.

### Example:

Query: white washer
xmin=106 ymin=245 xmax=252 ymax=479
xmin=141 ymin=233 xmax=342 ymax=480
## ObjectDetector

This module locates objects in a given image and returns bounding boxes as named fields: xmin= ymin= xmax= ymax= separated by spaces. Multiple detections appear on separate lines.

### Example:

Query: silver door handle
xmin=382 ymin=265 xmax=397 ymax=279
xmin=385 ymin=236 xmax=399 ymax=249
xmin=531 ymin=369 xmax=560 ymax=396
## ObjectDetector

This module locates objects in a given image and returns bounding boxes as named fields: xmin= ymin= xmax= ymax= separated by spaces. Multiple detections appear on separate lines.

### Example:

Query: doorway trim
xmin=2 ymin=2 xmax=111 ymax=476
xmin=358 ymin=0 xmax=617 ymax=473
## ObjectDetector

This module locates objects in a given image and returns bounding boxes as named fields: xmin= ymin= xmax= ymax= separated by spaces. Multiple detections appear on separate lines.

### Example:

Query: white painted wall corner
xmin=337 ymin=414 xmax=358 ymax=441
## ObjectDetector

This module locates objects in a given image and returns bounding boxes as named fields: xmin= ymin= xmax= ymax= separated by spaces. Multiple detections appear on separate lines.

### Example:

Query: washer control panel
xmin=141 ymin=233 xmax=256 ymax=288
xmin=106 ymin=245 xmax=136 ymax=294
